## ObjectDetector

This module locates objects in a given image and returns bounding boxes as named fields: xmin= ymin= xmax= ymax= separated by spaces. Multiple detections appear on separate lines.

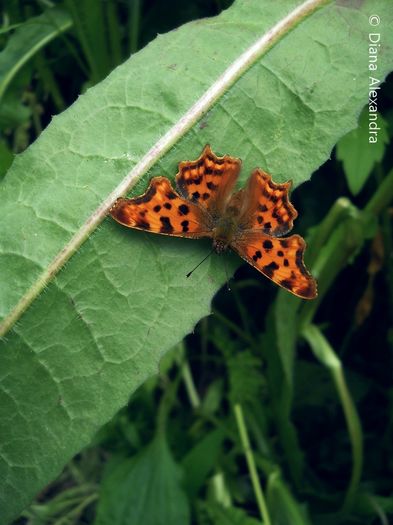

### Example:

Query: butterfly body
xmin=210 ymin=213 xmax=239 ymax=253
xmin=110 ymin=145 xmax=317 ymax=299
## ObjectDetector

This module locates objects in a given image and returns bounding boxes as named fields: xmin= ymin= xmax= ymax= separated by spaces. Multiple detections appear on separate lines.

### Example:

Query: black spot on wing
xmin=181 ymin=220 xmax=189 ymax=232
xmin=280 ymin=278 xmax=294 ymax=290
xmin=136 ymin=219 xmax=150 ymax=229
xmin=252 ymin=250 xmax=262 ymax=262
xmin=297 ymin=282 xmax=316 ymax=298
xmin=188 ymin=175 xmax=202 ymax=185
xmin=207 ymin=181 xmax=218 ymax=191
xmin=164 ymin=202 xmax=172 ymax=210
xmin=263 ymin=261 xmax=279 ymax=278
xmin=272 ymin=209 xmax=284 ymax=223
xmin=263 ymin=240 xmax=273 ymax=250
xmin=160 ymin=216 xmax=174 ymax=233
xmin=262 ymin=188 xmax=270 ymax=199
xmin=178 ymin=204 xmax=189 ymax=215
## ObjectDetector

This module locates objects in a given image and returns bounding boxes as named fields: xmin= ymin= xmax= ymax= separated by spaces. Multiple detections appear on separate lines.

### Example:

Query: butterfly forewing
xmin=235 ymin=169 xmax=297 ymax=236
xmin=110 ymin=176 xmax=212 ymax=237
xmin=176 ymin=145 xmax=241 ymax=216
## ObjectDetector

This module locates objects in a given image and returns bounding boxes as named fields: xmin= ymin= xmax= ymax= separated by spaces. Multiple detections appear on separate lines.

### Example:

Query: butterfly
xmin=110 ymin=145 xmax=317 ymax=299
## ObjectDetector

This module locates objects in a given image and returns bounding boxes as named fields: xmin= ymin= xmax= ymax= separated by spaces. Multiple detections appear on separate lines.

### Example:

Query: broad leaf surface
xmin=1 ymin=0 xmax=393 ymax=521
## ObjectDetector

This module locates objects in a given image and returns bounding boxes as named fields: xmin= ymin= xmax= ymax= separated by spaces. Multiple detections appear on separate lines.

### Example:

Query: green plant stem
xmin=156 ymin=366 xmax=182 ymax=434
xmin=55 ymin=493 xmax=98 ymax=525
xmin=129 ymin=0 xmax=141 ymax=54
xmin=23 ymin=92 xmax=43 ymax=136
xmin=35 ymin=52 xmax=66 ymax=112
xmin=212 ymin=309 xmax=253 ymax=344
xmin=106 ymin=0 xmax=122 ymax=67
xmin=302 ymin=324 xmax=363 ymax=512
xmin=373 ymin=166 xmax=393 ymax=316
xmin=305 ymin=197 xmax=355 ymax=265
xmin=234 ymin=403 xmax=272 ymax=525
xmin=64 ymin=0 xmax=95 ymax=79
xmin=300 ymin=168 xmax=393 ymax=329
xmin=231 ymin=282 xmax=253 ymax=339
xmin=365 ymin=168 xmax=393 ymax=215
xmin=181 ymin=358 xmax=201 ymax=409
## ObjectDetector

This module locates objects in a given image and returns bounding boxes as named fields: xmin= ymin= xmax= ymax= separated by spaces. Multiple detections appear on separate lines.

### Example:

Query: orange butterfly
xmin=110 ymin=145 xmax=317 ymax=299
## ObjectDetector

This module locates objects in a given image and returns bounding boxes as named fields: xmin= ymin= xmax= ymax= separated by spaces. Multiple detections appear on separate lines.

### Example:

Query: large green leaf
xmin=1 ymin=0 xmax=393 ymax=522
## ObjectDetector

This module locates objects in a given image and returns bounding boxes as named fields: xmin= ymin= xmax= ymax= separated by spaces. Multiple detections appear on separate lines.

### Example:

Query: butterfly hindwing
xmin=232 ymin=233 xmax=317 ymax=299
xmin=235 ymin=168 xmax=297 ymax=236
xmin=176 ymin=145 xmax=241 ymax=215
xmin=110 ymin=176 xmax=212 ymax=237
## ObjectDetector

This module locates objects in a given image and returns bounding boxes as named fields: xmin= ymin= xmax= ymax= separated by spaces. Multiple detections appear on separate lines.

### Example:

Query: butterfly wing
xmin=110 ymin=176 xmax=212 ymax=238
xmin=176 ymin=145 xmax=241 ymax=216
xmin=228 ymin=168 xmax=316 ymax=299
xmin=232 ymin=232 xmax=317 ymax=299
xmin=233 ymin=168 xmax=297 ymax=237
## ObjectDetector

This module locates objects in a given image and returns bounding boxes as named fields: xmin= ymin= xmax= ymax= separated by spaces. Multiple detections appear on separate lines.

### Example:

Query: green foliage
xmin=95 ymin=434 xmax=190 ymax=525
xmin=0 ymin=7 xmax=72 ymax=102
xmin=200 ymin=501 xmax=262 ymax=524
xmin=1 ymin=0 xmax=393 ymax=524
xmin=337 ymin=109 xmax=389 ymax=195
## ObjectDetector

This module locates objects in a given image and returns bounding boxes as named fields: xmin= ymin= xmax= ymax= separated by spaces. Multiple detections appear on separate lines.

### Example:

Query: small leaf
xmin=201 ymin=502 xmax=261 ymax=525
xmin=182 ymin=428 xmax=225 ymax=498
xmin=267 ymin=471 xmax=313 ymax=525
xmin=337 ymin=108 xmax=389 ymax=195
xmin=95 ymin=434 xmax=190 ymax=525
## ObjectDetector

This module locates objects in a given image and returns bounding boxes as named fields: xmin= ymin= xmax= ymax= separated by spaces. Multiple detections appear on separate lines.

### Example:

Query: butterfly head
xmin=213 ymin=239 xmax=229 ymax=254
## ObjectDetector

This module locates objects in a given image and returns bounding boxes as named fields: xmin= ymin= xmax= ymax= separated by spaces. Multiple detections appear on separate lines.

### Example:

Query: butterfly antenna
xmin=186 ymin=248 xmax=215 ymax=278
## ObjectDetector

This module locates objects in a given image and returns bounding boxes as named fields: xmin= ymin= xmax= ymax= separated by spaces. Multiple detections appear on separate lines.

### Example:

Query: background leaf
xmin=94 ymin=434 xmax=190 ymax=525
xmin=0 ymin=7 xmax=72 ymax=102
xmin=336 ymin=109 xmax=389 ymax=195
xmin=1 ymin=0 xmax=393 ymax=522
